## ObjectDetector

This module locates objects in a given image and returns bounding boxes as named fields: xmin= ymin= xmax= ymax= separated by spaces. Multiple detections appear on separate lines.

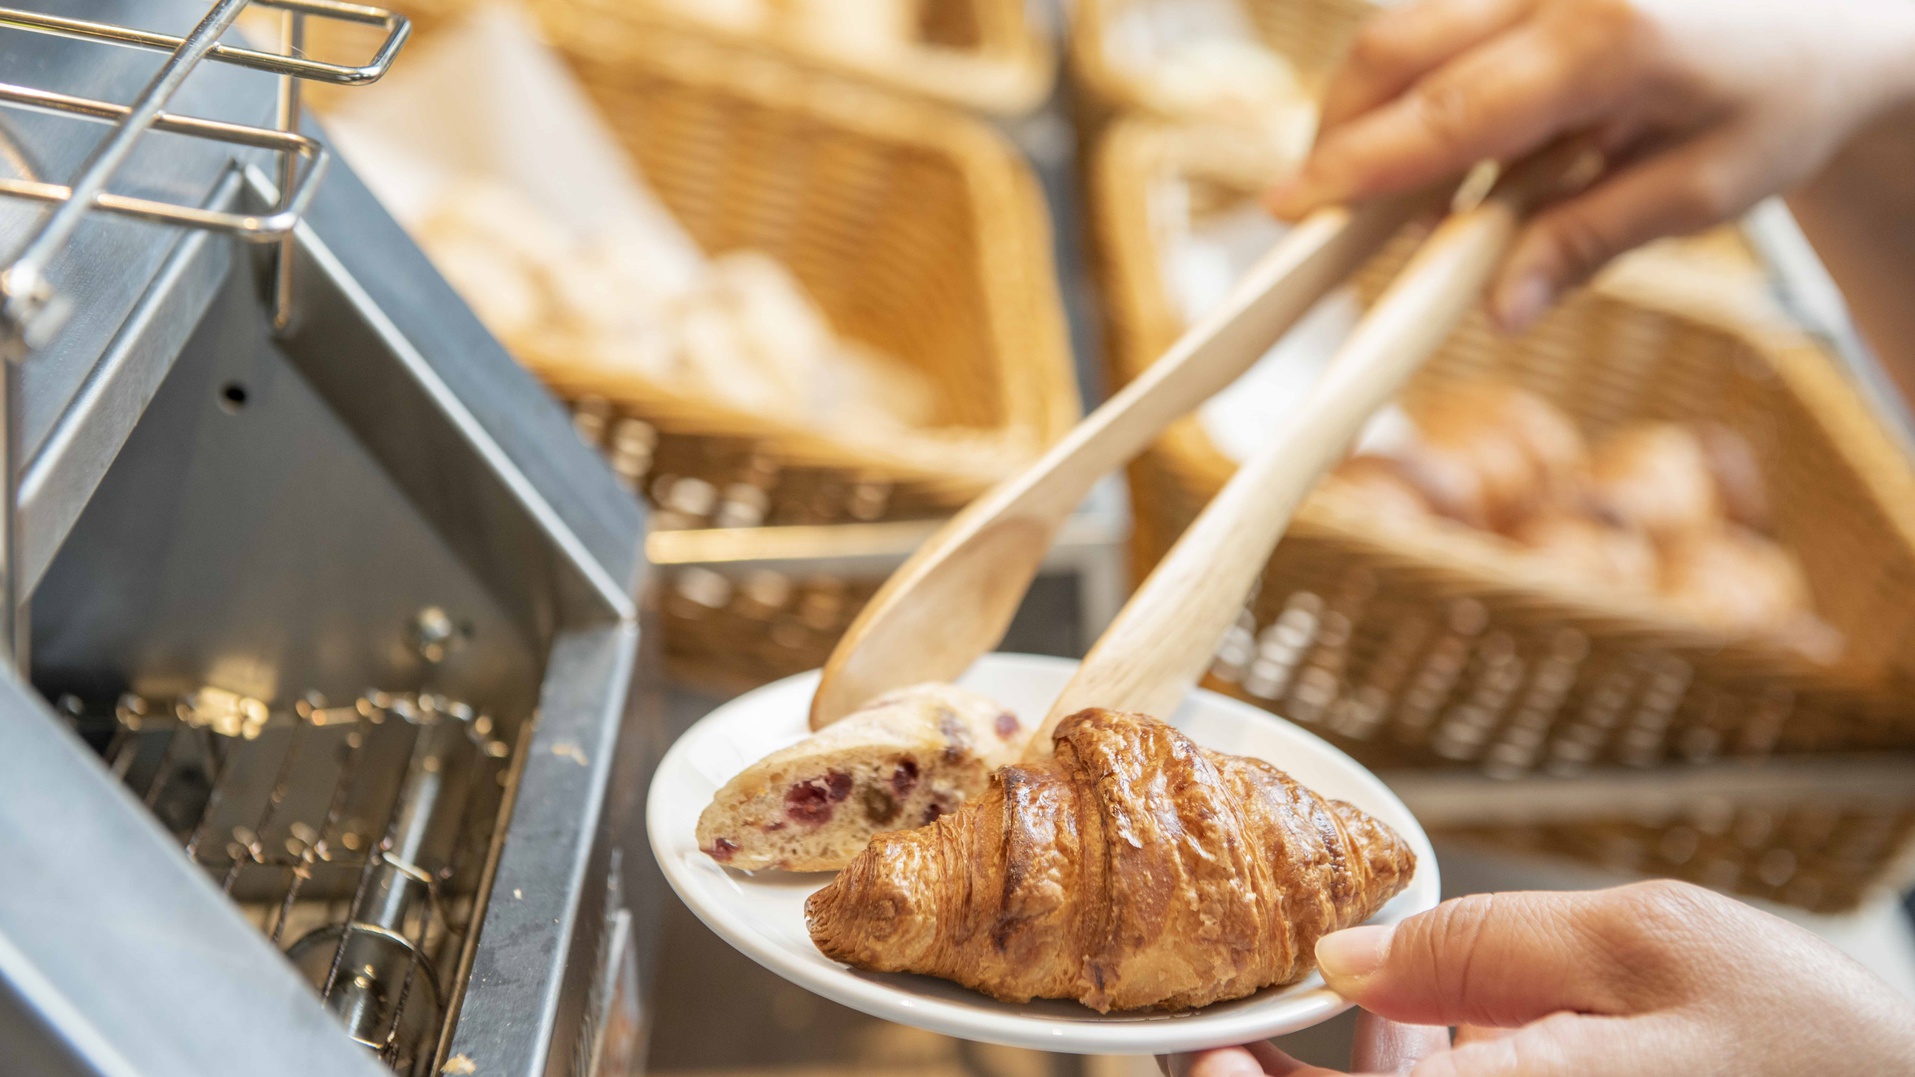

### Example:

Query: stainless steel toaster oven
xmin=0 ymin=2 xmax=657 ymax=1075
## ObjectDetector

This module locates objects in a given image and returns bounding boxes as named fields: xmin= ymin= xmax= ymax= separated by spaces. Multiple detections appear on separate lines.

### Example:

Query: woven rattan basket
xmin=543 ymin=0 xmax=1055 ymax=116
xmin=1093 ymin=119 xmax=1915 ymax=911
xmin=1070 ymin=0 xmax=1371 ymax=126
xmin=1447 ymin=803 xmax=1915 ymax=914
xmin=530 ymin=12 xmax=1079 ymax=686
xmin=313 ymin=5 xmax=1077 ymax=685
xmin=312 ymin=1 xmax=1076 ymax=506
xmin=518 ymin=11 xmax=1077 ymax=508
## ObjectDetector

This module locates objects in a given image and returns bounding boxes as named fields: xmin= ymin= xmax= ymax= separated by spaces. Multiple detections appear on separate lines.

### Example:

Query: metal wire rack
xmin=84 ymin=685 xmax=516 ymax=1075
xmin=0 ymin=0 xmax=409 ymax=670
xmin=0 ymin=0 xmax=409 ymax=353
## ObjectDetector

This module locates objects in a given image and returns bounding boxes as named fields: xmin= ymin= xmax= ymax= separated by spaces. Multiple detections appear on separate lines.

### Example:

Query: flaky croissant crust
xmin=806 ymin=708 xmax=1416 ymax=1012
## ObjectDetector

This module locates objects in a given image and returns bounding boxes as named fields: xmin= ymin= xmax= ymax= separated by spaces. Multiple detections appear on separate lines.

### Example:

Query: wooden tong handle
xmin=1023 ymin=189 xmax=1439 ymax=503
xmin=1032 ymin=142 xmax=1603 ymax=749
xmin=808 ymin=187 xmax=1440 ymax=727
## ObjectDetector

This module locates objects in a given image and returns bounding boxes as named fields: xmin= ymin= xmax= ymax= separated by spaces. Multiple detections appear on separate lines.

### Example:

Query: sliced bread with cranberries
xmin=696 ymin=682 xmax=1029 ymax=871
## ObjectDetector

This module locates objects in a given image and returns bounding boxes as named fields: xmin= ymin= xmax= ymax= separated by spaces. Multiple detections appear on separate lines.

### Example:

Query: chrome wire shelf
xmin=0 ymin=0 xmax=409 ymax=353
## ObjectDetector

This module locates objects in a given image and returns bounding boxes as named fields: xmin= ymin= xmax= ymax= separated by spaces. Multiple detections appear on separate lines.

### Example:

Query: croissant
xmin=1589 ymin=422 xmax=1721 ymax=541
xmin=1380 ymin=384 xmax=1588 ymax=531
xmin=1326 ymin=455 xmax=1433 ymax=522
xmin=1512 ymin=510 xmax=1657 ymax=591
xmin=805 ymin=708 xmax=1416 ymax=1012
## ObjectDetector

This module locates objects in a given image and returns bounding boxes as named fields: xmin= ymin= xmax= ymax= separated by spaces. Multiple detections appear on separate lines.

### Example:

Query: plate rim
xmin=647 ymin=653 xmax=1440 ymax=1054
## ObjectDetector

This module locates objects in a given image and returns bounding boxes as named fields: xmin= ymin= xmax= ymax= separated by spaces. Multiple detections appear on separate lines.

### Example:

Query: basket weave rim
xmin=544 ymin=0 xmax=1058 ymax=115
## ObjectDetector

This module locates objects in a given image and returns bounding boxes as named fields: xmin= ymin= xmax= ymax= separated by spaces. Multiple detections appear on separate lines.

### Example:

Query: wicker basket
xmin=313 ymin=5 xmax=1077 ymax=685
xmin=517 ymin=14 xmax=1078 ymax=687
xmin=310 ymin=1 xmax=1076 ymax=506
xmin=306 ymin=0 xmax=1054 ymax=115
xmin=1449 ymin=802 xmax=1915 ymax=914
xmin=506 ymin=10 xmax=1077 ymax=511
xmin=1093 ymin=119 xmax=1915 ymax=910
xmin=657 ymin=547 xmax=892 ymax=697
xmin=541 ymin=0 xmax=1056 ymax=116
xmin=562 ymin=400 xmax=913 ymax=691
xmin=1069 ymin=0 xmax=1372 ymax=127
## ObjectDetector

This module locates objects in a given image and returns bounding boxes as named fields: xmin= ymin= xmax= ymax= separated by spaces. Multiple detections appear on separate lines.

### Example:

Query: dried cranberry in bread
xmin=697 ymin=683 xmax=1029 ymax=872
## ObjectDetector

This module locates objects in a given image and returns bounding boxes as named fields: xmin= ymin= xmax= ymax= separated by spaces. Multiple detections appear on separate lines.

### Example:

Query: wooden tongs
xmin=810 ymin=141 xmax=1604 ymax=755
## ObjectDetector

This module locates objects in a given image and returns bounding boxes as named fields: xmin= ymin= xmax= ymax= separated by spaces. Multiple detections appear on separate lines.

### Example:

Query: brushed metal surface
xmin=17 ymin=169 xmax=240 ymax=599
xmin=0 ymin=668 xmax=392 ymax=1077
xmin=283 ymin=151 xmax=643 ymax=615
xmin=31 ymin=264 xmax=544 ymax=719
xmin=445 ymin=620 xmax=655 ymax=1077
xmin=1 ymin=3 xmax=653 ymax=1071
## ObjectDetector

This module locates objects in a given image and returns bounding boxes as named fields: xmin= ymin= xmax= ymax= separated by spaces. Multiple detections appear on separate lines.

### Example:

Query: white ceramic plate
xmin=648 ymin=653 xmax=1439 ymax=1054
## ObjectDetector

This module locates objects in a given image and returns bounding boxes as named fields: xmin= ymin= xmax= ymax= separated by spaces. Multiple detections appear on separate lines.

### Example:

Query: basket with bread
xmin=306 ymin=0 xmax=1056 ymax=116
xmin=1092 ymin=118 xmax=1915 ymax=912
xmin=314 ymin=4 xmax=1077 ymax=691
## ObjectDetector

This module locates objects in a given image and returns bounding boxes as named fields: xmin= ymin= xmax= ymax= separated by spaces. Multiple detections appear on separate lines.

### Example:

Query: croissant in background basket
xmin=1327 ymin=383 xmax=1840 ymax=659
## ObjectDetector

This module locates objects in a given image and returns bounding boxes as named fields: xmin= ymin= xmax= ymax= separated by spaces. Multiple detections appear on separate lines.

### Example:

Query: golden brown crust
xmin=805 ymin=708 xmax=1416 ymax=1012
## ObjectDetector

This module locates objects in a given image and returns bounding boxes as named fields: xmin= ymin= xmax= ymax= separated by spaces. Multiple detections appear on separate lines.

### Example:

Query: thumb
xmin=1314 ymin=890 xmax=1642 ymax=1028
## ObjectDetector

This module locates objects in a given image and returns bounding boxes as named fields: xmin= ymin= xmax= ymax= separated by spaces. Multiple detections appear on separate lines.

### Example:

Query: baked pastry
xmin=1402 ymin=424 xmax=1535 ymax=530
xmin=1693 ymin=421 xmax=1772 ymax=533
xmin=1513 ymin=511 xmax=1657 ymax=590
xmin=1483 ymin=384 xmax=1589 ymax=488
xmin=1383 ymin=384 xmax=1590 ymax=531
xmin=1590 ymin=422 xmax=1721 ymax=541
xmin=1659 ymin=525 xmax=1811 ymax=632
xmin=698 ymin=683 xmax=1030 ymax=871
xmin=806 ymin=708 xmax=1416 ymax=1012
xmin=1326 ymin=455 xmax=1432 ymax=522
xmin=787 ymin=0 xmax=922 ymax=60
xmin=1416 ymin=383 xmax=1589 ymax=525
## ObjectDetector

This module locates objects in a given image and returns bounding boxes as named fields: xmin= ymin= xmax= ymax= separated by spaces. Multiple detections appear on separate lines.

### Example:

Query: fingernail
xmin=1495 ymin=273 xmax=1552 ymax=332
xmin=1316 ymin=924 xmax=1394 ymax=984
